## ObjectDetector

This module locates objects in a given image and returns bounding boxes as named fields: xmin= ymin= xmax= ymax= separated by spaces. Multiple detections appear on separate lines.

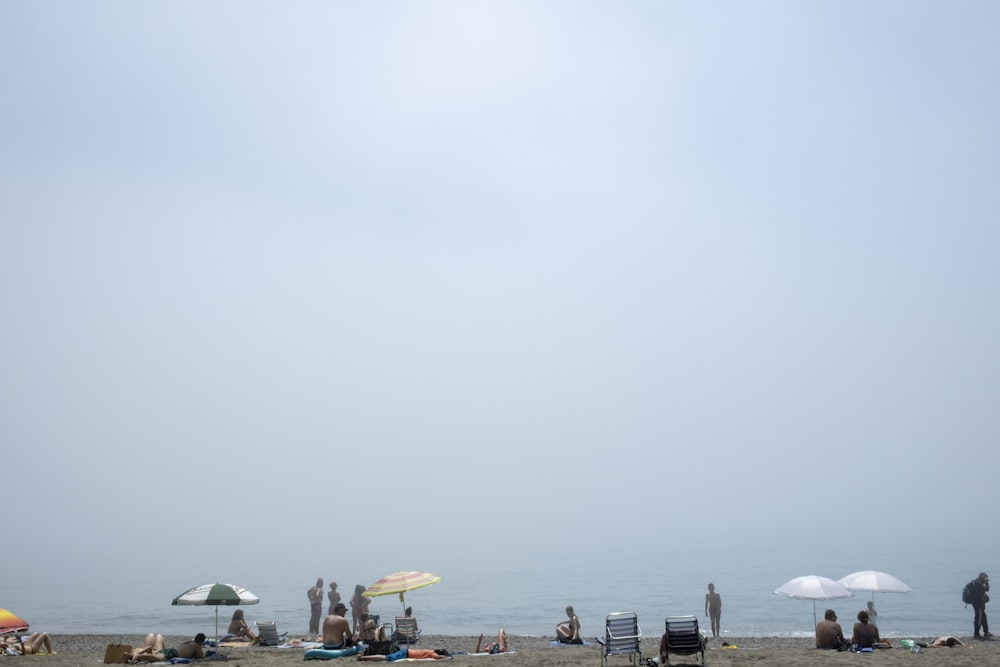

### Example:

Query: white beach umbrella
xmin=837 ymin=570 xmax=913 ymax=611
xmin=774 ymin=575 xmax=853 ymax=629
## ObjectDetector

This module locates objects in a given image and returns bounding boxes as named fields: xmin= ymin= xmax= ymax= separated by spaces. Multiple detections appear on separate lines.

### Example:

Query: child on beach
xmin=227 ymin=608 xmax=258 ymax=643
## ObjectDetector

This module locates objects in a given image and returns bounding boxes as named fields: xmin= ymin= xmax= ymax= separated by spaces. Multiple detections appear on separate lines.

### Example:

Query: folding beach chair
xmin=661 ymin=616 xmax=706 ymax=666
xmin=393 ymin=616 xmax=421 ymax=645
xmin=255 ymin=620 xmax=284 ymax=647
xmin=596 ymin=611 xmax=642 ymax=667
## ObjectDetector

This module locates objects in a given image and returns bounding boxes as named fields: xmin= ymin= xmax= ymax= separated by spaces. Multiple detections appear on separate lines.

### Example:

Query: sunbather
xmin=556 ymin=606 xmax=581 ymax=643
xmin=357 ymin=647 xmax=452 ymax=660
xmin=921 ymin=636 xmax=967 ymax=648
xmin=228 ymin=609 xmax=258 ymax=643
xmin=118 ymin=632 xmax=206 ymax=663
xmin=476 ymin=629 xmax=511 ymax=654
xmin=1 ymin=632 xmax=56 ymax=655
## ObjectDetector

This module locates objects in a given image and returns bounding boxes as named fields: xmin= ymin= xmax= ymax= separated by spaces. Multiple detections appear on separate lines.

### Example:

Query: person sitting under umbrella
xmin=227 ymin=609 xmax=258 ymax=643
xmin=118 ymin=633 xmax=206 ymax=663
xmin=1 ymin=632 xmax=56 ymax=655
xmin=851 ymin=610 xmax=881 ymax=649
xmin=816 ymin=610 xmax=849 ymax=650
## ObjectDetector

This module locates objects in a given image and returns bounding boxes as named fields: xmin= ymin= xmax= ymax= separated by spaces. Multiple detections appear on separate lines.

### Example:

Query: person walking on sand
xmin=970 ymin=572 xmax=992 ymax=640
xmin=705 ymin=583 xmax=722 ymax=639
xmin=308 ymin=577 xmax=325 ymax=635
xmin=328 ymin=581 xmax=342 ymax=616
xmin=556 ymin=605 xmax=582 ymax=643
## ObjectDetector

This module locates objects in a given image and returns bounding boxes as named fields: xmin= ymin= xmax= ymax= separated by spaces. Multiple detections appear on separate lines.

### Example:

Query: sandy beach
xmin=23 ymin=634 xmax=1000 ymax=667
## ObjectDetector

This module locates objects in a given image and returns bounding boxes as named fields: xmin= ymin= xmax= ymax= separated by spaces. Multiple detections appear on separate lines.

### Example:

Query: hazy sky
xmin=2 ymin=1 xmax=999 ymax=587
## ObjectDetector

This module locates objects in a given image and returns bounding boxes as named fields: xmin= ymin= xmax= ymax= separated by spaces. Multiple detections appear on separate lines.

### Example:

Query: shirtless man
xmin=323 ymin=602 xmax=356 ymax=650
xmin=815 ymin=610 xmax=847 ymax=649
xmin=556 ymin=606 xmax=581 ymax=643
xmin=705 ymin=583 xmax=722 ymax=639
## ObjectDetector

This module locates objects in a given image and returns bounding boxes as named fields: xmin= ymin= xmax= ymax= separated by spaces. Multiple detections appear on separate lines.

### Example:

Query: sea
xmin=2 ymin=540 xmax=989 ymax=640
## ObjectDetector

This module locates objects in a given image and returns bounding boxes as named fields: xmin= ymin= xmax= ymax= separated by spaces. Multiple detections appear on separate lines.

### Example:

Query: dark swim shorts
xmin=162 ymin=648 xmax=180 ymax=660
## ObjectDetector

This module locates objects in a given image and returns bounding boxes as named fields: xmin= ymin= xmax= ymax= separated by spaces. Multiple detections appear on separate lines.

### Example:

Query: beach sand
xmin=25 ymin=634 xmax=1000 ymax=667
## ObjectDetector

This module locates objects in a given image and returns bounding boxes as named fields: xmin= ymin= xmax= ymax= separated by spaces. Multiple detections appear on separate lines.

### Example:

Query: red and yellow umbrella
xmin=362 ymin=571 xmax=442 ymax=612
xmin=0 ymin=608 xmax=29 ymax=634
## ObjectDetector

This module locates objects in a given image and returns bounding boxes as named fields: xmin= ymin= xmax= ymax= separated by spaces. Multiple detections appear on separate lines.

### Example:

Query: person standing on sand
xmin=705 ymin=583 xmax=722 ymax=639
xmin=970 ymin=572 xmax=992 ymax=640
xmin=308 ymin=577 xmax=325 ymax=635
xmin=328 ymin=581 xmax=342 ymax=616
xmin=351 ymin=584 xmax=371 ymax=632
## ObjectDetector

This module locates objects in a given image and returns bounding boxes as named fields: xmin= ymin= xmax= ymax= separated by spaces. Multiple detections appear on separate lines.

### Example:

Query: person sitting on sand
xmin=1 ymin=632 xmax=56 ymax=655
xmin=815 ymin=609 xmax=849 ymax=650
xmin=119 ymin=633 xmax=206 ymax=663
xmin=851 ymin=610 xmax=880 ymax=648
xmin=556 ymin=606 xmax=582 ymax=643
xmin=357 ymin=612 xmax=379 ymax=643
xmin=921 ymin=636 xmax=967 ymax=648
xmin=476 ymin=629 xmax=511 ymax=654
xmin=323 ymin=603 xmax=357 ymax=649
xmin=228 ymin=608 xmax=258 ymax=643
xmin=357 ymin=647 xmax=452 ymax=660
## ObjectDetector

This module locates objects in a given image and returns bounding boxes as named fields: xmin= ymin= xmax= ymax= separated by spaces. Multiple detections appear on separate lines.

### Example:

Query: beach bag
xmin=364 ymin=641 xmax=398 ymax=656
xmin=963 ymin=580 xmax=976 ymax=604
xmin=103 ymin=643 xmax=132 ymax=664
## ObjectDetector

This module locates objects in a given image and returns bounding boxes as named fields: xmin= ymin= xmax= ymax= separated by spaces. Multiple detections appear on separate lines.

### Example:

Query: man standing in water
xmin=705 ymin=583 xmax=722 ymax=639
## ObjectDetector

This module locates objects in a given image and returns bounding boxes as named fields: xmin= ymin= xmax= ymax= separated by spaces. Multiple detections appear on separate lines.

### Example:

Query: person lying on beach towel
xmin=919 ymin=636 xmax=967 ymax=648
xmin=0 ymin=631 xmax=56 ymax=655
xmin=357 ymin=648 xmax=452 ymax=660
xmin=118 ymin=633 xmax=206 ymax=663
xmin=475 ymin=629 xmax=511 ymax=654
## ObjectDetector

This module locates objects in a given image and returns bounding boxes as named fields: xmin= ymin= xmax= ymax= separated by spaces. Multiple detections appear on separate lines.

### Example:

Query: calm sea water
xmin=3 ymin=541 xmax=988 ymax=640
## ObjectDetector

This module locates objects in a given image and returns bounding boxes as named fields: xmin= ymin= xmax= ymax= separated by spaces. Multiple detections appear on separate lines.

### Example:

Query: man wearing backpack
xmin=969 ymin=572 xmax=992 ymax=640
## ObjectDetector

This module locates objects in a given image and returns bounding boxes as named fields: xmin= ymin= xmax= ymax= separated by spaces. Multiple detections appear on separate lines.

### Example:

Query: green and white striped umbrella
xmin=172 ymin=583 xmax=259 ymax=639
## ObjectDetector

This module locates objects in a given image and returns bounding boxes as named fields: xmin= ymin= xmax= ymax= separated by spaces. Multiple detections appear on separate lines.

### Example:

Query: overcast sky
xmin=2 ymin=1 xmax=999 ymax=585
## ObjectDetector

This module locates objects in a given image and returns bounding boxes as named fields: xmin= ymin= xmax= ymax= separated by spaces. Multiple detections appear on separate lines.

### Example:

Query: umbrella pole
xmin=812 ymin=600 xmax=817 ymax=631
xmin=216 ymin=607 xmax=219 ymax=642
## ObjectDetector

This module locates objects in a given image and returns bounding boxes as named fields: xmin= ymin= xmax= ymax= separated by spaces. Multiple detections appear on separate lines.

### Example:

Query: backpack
xmin=963 ymin=580 xmax=976 ymax=604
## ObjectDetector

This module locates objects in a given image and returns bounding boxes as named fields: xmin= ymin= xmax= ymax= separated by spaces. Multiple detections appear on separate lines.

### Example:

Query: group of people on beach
xmin=309 ymin=578 xmax=376 ymax=636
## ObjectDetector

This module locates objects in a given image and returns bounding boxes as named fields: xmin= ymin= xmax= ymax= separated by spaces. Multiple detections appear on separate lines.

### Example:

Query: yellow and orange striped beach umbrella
xmin=362 ymin=571 xmax=442 ymax=612
xmin=0 ymin=608 xmax=29 ymax=634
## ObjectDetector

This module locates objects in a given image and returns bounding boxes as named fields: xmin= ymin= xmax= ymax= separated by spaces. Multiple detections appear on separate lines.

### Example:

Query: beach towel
xmin=550 ymin=640 xmax=591 ymax=647
xmin=468 ymin=650 xmax=517 ymax=657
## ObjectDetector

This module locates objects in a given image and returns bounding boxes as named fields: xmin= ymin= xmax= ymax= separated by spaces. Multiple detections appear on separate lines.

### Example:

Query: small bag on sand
xmin=103 ymin=643 xmax=132 ymax=664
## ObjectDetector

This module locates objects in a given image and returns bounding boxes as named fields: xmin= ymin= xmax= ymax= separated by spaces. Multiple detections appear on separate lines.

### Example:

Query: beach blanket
xmin=280 ymin=641 xmax=323 ymax=649
xmin=550 ymin=640 xmax=591 ymax=647
xmin=468 ymin=650 xmax=517 ymax=657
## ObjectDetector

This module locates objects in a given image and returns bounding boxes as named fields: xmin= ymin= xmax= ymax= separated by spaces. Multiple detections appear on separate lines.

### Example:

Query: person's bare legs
xmin=24 ymin=632 xmax=55 ymax=654
xmin=498 ymin=629 xmax=508 ymax=652
xmin=476 ymin=634 xmax=484 ymax=654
